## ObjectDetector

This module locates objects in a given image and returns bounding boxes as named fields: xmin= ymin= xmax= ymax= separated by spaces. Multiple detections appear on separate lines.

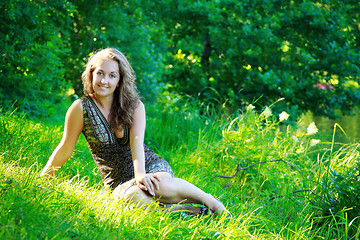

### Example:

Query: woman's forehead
xmin=94 ymin=58 xmax=119 ymax=71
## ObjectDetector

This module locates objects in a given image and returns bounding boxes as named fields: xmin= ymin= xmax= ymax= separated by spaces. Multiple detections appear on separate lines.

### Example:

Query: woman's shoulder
xmin=133 ymin=100 xmax=145 ymax=117
xmin=66 ymin=98 xmax=84 ymax=117
xmin=136 ymin=99 xmax=145 ymax=109
xmin=73 ymin=98 xmax=84 ymax=108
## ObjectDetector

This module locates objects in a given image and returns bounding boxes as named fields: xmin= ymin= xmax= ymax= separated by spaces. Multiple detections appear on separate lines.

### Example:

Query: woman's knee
xmin=153 ymin=172 xmax=176 ymax=198
xmin=154 ymin=172 xmax=175 ymax=191
xmin=122 ymin=185 xmax=148 ymax=203
xmin=153 ymin=172 xmax=173 ymax=182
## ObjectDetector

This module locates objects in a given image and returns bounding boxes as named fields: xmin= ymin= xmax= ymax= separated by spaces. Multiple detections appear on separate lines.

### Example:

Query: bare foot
xmin=213 ymin=203 xmax=232 ymax=217
xmin=208 ymin=195 xmax=232 ymax=218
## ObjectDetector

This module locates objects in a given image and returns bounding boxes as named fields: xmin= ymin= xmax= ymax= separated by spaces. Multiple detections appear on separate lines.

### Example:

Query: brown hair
xmin=81 ymin=48 xmax=140 ymax=129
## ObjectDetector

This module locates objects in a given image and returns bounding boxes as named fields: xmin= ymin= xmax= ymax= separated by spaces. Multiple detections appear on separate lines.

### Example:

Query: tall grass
xmin=0 ymin=95 xmax=359 ymax=239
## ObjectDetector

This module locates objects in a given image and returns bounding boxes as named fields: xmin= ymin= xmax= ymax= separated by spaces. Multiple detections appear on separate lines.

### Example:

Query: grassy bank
xmin=1 ymin=96 xmax=359 ymax=239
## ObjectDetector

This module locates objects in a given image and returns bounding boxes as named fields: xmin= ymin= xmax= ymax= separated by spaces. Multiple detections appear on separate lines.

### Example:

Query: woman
xmin=41 ymin=48 xmax=229 ymax=216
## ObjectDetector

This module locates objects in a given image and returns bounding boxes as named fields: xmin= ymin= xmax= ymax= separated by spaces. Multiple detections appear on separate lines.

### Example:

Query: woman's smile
xmin=92 ymin=59 xmax=120 ymax=97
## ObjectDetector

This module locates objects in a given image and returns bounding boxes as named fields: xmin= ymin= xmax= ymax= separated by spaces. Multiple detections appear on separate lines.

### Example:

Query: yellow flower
xmin=307 ymin=122 xmax=318 ymax=135
xmin=279 ymin=111 xmax=290 ymax=122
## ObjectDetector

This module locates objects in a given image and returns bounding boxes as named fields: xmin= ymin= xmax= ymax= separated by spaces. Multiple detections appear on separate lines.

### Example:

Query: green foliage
xmin=2 ymin=0 xmax=359 ymax=119
xmin=0 ymin=0 xmax=166 ymax=116
xmin=144 ymin=0 xmax=360 ymax=118
xmin=145 ymin=92 xmax=225 ymax=158
xmin=1 ymin=0 xmax=360 ymax=237
xmin=1 ymin=97 xmax=360 ymax=239
xmin=0 ymin=0 xmax=74 ymax=117
xmin=64 ymin=0 xmax=167 ymax=99
xmin=212 ymin=107 xmax=314 ymax=195
xmin=314 ymin=143 xmax=360 ymax=238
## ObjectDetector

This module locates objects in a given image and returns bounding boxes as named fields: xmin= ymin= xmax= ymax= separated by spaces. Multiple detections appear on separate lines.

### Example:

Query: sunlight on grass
xmin=0 ymin=162 xmax=262 ymax=239
xmin=1 ymin=97 xmax=359 ymax=239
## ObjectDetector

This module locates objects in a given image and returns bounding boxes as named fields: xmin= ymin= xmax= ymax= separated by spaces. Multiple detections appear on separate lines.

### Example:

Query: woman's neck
xmin=91 ymin=94 xmax=113 ymax=111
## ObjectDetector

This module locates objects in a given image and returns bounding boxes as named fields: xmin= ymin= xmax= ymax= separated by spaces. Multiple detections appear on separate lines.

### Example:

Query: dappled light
xmin=2 ymin=97 xmax=360 ymax=238
xmin=1 ymin=0 xmax=360 ymax=239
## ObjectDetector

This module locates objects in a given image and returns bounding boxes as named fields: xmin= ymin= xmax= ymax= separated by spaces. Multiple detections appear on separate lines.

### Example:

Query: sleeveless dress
xmin=81 ymin=96 xmax=174 ymax=194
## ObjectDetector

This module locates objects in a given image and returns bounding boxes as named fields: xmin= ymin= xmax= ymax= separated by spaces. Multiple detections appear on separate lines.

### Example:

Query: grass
xmin=0 ymin=95 xmax=359 ymax=239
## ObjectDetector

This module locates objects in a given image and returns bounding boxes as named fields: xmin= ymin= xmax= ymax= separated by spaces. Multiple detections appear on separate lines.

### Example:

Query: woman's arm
xmin=40 ymin=99 xmax=84 ymax=178
xmin=130 ymin=101 xmax=159 ymax=196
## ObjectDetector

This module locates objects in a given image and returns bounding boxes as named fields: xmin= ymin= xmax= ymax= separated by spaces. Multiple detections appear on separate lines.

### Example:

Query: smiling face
xmin=91 ymin=58 xmax=120 ymax=98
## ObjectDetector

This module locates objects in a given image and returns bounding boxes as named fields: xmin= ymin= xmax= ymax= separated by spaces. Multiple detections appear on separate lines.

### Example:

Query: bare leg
xmin=115 ymin=172 xmax=229 ymax=215
xmin=116 ymin=184 xmax=205 ymax=215
xmin=120 ymin=184 xmax=154 ymax=208
xmin=151 ymin=172 xmax=228 ymax=214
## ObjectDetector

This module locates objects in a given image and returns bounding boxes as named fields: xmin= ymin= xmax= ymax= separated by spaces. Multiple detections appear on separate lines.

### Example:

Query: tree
xmin=0 ymin=0 xmax=166 ymax=116
xmin=145 ymin=0 xmax=360 ymax=118
xmin=64 ymin=0 xmax=167 ymax=100
xmin=0 ymin=0 xmax=75 ymax=116
xmin=2 ymin=0 xmax=359 ymax=118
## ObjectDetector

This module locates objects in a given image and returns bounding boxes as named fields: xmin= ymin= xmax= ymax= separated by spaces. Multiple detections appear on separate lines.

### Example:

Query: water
xmin=300 ymin=109 xmax=360 ymax=143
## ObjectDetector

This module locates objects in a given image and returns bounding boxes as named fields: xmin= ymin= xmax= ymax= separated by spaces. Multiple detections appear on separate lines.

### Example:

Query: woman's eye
xmin=96 ymin=71 xmax=103 ymax=76
xmin=110 ymin=74 xmax=116 ymax=78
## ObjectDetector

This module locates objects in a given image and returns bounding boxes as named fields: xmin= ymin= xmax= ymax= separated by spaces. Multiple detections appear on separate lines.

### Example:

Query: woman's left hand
xmin=135 ymin=173 xmax=160 ymax=197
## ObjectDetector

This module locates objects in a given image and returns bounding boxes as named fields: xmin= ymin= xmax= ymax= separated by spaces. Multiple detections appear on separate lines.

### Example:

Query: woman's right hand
xmin=135 ymin=173 xmax=160 ymax=197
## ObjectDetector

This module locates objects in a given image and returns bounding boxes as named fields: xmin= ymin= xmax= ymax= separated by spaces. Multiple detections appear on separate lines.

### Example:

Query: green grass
xmin=1 ymin=95 xmax=359 ymax=239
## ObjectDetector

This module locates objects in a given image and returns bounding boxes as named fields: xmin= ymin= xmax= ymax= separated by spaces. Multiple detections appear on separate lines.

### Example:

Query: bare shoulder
xmin=65 ymin=99 xmax=83 ymax=123
xmin=61 ymin=99 xmax=84 ymax=150
xmin=136 ymin=100 xmax=145 ymax=110
xmin=131 ymin=100 xmax=146 ymax=130
xmin=72 ymin=98 xmax=83 ymax=108
xmin=133 ymin=100 xmax=145 ymax=115
xmin=135 ymin=100 xmax=146 ymax=115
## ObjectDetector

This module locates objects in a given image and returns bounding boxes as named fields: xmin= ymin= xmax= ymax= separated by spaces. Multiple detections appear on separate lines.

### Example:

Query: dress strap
xmin=82 ymin=96 xmax=117 ymax=144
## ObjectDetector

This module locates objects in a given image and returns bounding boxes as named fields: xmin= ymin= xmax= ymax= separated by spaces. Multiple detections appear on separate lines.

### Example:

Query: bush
xmin=144 ymin=0 xmax=360 ymax=118
xmin=0 ymin=0 xmax=75 ymax=117
xmin=314 ymin=143 xmax=360 ymax=238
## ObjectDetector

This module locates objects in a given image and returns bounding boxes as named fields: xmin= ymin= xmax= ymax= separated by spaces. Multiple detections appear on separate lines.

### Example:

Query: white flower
xmin=246 ymin=104 xmax=255 ymax=111
xmin=296 ymin=147 xmax=305 ymax=154
xmin=279 ymin=111 xmax=290 ymax=122
xmin=307 ymin=122 xmax=318 ymax=135
xmin=296 ymin=142 xmax=305 ymax=154
xmin=261 ymin=107 xmax=272 ymax=118
xmin=310 ymin=139 xmax=321 ymax=146
xmin=292 ymin=136 xmax=299 ymax=143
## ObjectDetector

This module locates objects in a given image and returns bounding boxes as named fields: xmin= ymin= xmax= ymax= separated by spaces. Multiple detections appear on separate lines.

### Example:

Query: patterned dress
xmin=81 ymin=96 xmax=174 ymax=194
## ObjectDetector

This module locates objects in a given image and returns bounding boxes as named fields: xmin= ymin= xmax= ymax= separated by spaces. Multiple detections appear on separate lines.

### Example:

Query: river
xmin=300 ymin=109 xmax=360 ymax=143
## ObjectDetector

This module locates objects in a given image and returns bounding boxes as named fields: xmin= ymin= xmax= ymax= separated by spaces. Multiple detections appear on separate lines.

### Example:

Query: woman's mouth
xmin=98 ymin=85 xmax=108 ymax=89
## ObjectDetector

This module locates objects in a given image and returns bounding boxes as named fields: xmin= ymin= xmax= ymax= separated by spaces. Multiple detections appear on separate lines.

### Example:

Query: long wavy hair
xmin=82 ymin=48 xmax=140 ymax=130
